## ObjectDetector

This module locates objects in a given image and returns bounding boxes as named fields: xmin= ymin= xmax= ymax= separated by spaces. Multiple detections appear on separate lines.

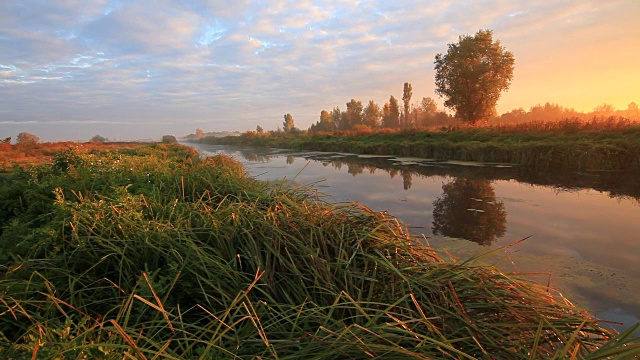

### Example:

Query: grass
xmin=0 ymin=141 xmax=147 ymax=169
xmin=199 ymin=117 xmax=640 ymax=171
xmin=0 ymin=143 xmax=638 ymax=358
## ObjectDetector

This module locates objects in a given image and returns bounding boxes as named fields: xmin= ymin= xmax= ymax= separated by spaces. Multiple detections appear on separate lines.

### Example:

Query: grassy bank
xmin=1 ymin=143 xmax=639 ymax=358
xmin=199 ymin=118 xmax=640 ymax=171
xmin=0 ymin=141 xmax=146 ymax=169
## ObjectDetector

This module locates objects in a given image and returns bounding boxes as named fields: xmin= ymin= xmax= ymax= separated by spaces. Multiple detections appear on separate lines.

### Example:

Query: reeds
xmin=1 ymin=144 xmax=638 ymax=358
xmin=486 ymin=117 xmax=640 ymax=134
xmin=202 ymin=117 xmax=640 ymax=171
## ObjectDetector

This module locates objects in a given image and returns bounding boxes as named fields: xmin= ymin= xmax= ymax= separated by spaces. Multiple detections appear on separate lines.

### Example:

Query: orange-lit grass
xmin=0 ymin=141 xmax=146 ymax=169
xmin=483 ymin=116 xmax=640 ymax=134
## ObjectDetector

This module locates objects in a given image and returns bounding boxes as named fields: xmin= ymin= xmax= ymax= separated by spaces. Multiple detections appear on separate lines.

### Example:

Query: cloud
xmin=0 ymin=0 xmax=638 ymax=141
xmin=79 ymin=2 xmax=201 ymax=56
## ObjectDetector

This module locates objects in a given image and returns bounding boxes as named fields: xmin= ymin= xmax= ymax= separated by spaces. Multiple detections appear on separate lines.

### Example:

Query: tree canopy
xmin=362 ymin=100 xmax=381 ymax=128
xmin=161 ymin=135 xmax=178 ymax=143
xmin=434 ymin=29 xmax=514 ymax=124
xmin=283 ymin=114 xmax=295 ymax=133
xmin=309 ymin=110 xmax=334 ymax=133
xmin=90 ymin=134 xmax=108 ymax=142
xmin=16 ymin=132 xmax=40 ymax=145
xmin=402 ymin=82 xmax=413 ymax=128
xmin=382 ymin=96 xmax=400 ymax=128
xmin=344 ymin=99 xmax=364 ymax=130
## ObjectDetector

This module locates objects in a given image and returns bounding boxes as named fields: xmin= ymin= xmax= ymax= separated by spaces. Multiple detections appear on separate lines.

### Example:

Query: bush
xmin=16 ymin=132 xmax=40 ymax=145
xmin=161 ymin=135 xmax=178 ymax=144
xmin=90 ymin=134 xmax=108 ymax=142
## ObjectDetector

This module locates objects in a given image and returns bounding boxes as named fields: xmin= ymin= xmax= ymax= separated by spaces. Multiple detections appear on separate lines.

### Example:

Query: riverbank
xmin=197 ymin=118 xmax=640 ymax=171
xmin=1 ymin=143 xmax=638 ymax=358
xmin=0 ymin=140 xmax=146 ymax=169
xmin=191 ymin=143 xmax=640 ymax=333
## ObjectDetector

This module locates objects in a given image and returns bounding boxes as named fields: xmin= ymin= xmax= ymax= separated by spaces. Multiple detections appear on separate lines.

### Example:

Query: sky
xmin=1 ymin=0 xmax=639 ymax=142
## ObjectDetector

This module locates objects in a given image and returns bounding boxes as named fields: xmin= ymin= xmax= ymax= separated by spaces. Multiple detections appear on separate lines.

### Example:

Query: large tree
xmin=16 ymin=132 xmax=40 ymax=145
xmin=382 ymin=95 xmax=400 ymax=128
xmin=402 ymin=82 xmax=413 ymax=128
xmin=309 ymin=110 xmax=334 ymax=132
xmin=417 ymin=97 xmax=438 ymax=126
xmin=434 ymin=29 xmax=514 ymax=124
xmin=362 ymin=100 xmax=381 ymax=128
xmin=283 ymin=113 xmax=295 ymax=133
xmin=344 ymin=99 xmax=364 ymax=130
xmin=330 ymin=106 xmax=343 ymax=131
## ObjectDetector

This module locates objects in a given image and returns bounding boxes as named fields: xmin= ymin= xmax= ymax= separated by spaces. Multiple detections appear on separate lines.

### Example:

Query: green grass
xmin=201 ymin=117 xmax=640 ymax=171
xmin=1 ymin=143 xmax=638 ymax=358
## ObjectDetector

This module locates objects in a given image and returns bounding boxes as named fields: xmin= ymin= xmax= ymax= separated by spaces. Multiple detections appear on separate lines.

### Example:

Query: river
xmin=189 ymin=143 xmax=640 ymax=332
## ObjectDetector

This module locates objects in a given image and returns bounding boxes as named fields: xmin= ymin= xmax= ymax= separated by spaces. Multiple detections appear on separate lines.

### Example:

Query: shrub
xmin=161 ymin=135 xmax=178 ymax=144
xmin=16 ymin=132 xmax=40 ymax=145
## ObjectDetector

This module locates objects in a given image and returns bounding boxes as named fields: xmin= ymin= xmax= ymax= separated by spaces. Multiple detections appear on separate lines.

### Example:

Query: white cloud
xmin=0 ymin=0 xmax=638 ymax=141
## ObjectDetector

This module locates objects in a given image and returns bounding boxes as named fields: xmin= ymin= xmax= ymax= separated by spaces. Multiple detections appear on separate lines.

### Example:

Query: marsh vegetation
xmin=199 ymin=117 xmax=640 ymax=172
xmin=1 ymin=143 xmax=638 ymax=358
xmin=193 ymin=144 xmax=640 ymax=332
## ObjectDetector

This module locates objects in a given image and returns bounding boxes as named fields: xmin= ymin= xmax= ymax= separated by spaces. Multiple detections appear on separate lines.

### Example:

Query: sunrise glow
xmin=1 ymin=1 xmax=639 ymax=141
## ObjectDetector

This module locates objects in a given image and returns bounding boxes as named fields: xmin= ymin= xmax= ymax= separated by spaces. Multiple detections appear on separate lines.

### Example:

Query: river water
xmin=190 ymin=143 xmax=640 ymax=332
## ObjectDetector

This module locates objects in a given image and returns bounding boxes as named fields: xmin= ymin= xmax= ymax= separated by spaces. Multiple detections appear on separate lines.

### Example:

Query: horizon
xmin=2 ymin=1 xmax=639 ymax=142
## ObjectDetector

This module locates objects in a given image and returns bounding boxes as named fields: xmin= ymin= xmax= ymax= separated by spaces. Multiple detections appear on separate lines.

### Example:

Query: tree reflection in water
xmin=236 ymin=149 xmax=272 ymax=162
xmin=347 ymin=163 xmax=364 ymax=176
xmin=432 ymin=178 xmax=507 ymax=245
xmin=286 ymin=155 xmax=295 ymax=165
xmin=401 ymin=170 xmax=412 ymax=190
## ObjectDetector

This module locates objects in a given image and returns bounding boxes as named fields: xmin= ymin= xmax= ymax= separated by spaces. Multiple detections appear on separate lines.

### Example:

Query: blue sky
xmin=1 ymin=0 xmax=639 ymax=141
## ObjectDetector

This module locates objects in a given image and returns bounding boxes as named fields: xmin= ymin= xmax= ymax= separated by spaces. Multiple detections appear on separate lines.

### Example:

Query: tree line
xmin=276 ymin=81 xmax=455 ymax=135
xmin=260 ymin=29 xmax=515 ymax=135
xmin=307 ymin=86 xmax=453 ymax=134
xmin=255 ymin=29 xmax=638 ymax=136
xmin=496 ymin=101 xmax=640 ymax=124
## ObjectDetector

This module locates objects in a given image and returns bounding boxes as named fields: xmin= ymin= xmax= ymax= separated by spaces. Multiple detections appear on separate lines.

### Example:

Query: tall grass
xmin=486 ymin=117 xmax=640 ymax=134
xmin=1 ymin=144 xmax=638 ymax=358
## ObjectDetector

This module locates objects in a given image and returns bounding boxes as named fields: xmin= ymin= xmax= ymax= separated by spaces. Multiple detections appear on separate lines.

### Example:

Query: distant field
xmin=0 ymin=141 xmax=146 ymax=169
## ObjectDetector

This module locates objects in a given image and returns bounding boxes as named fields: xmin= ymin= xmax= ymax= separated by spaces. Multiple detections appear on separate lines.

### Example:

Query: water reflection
xmin=402 ymin=171 xmax=412 ymax=190
xmin=347 ymin=163 xmax=364 ymax=176
xmin=217 ymin=145 xmax=640 ymax=205
xmin=211 ymin=145 xmax=640 ymax=207
xmin=189 ymin=144 xmax=640 ymax=332
xmin=432 ymin=179 xmax=507 ymax=245
xmin=236 ymin=148 xmax=272 ymax=162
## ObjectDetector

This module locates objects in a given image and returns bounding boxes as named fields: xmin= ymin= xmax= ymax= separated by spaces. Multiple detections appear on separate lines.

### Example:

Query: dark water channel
xmin=190 ymin=143 xmax=640 ymax=332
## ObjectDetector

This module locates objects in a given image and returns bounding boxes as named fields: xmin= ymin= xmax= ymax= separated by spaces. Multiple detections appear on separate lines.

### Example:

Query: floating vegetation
xmin=0 ymin=143 xmax=638 ymax=358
